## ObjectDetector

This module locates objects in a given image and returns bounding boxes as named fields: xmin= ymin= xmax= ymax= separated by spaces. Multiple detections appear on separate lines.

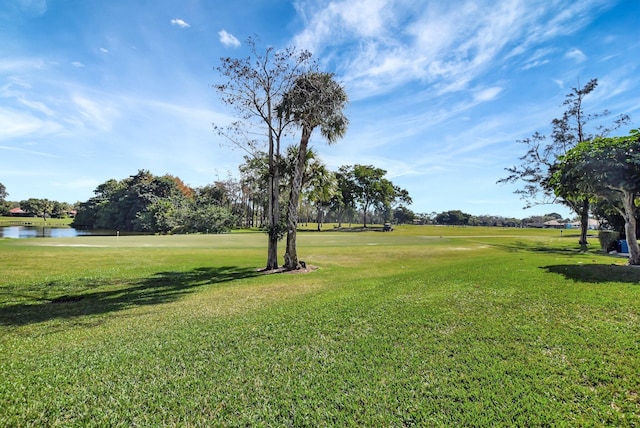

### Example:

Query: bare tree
xmin=214 ymin=38 xmax=313 ymax=269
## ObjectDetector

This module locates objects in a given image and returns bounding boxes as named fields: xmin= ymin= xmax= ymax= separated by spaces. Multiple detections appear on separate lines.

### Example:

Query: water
xmin=0 ymin=226 xmax=111 ymax=239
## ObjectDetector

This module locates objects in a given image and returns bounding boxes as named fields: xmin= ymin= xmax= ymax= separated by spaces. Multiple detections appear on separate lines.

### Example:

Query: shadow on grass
xmin=490 ymin=240 xmax=594 ymax=256
xmin=542 ymin=264 xmax=640 ymax=284
xmin=0 ymin=266 xmax=260 ymax=327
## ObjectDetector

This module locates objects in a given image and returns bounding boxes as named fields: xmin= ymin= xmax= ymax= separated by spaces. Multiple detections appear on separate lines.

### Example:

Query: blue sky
xmin=1 ymin=0 xmax=638 ymax=218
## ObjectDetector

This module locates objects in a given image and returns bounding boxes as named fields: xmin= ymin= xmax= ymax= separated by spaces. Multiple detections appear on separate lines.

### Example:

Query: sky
xmin=1 ymin=0 xmax=639 ymax=219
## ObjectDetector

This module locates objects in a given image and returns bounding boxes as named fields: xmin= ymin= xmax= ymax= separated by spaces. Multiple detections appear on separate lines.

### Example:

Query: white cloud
xmin=565 ymin=48 xmax=587 ymax=62
xmin=292 ymin=0 xmax=612 ymax=100
xmin=100 ymin=47 xmax=109 ymax=53
xmin=72 ymin=96 xmax=119 ymax=132
xmin=171 ymin=18 xmax=190 ymax=28
xmin=218 ymin=30 xmax=240 ymax=48
xmin=71 ymin=61 xmax=85 ymax=68
xmin=0 ymin=108 xmax=62 ymax=140
xmin=473 ymin=86 xmax=503 ymax=103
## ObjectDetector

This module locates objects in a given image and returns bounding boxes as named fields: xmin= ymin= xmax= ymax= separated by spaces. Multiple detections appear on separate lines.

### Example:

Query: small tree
xmin=550 ymin=130 xmax=640 ymax=264
xmin=277 ymin=72 xmax=348 ymax=270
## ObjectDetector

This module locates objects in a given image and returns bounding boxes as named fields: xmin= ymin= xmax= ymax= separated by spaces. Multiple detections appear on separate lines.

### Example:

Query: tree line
xmin=69 ymin=159 xmax=411 ymax=235
xmin=0 ymin=183 xmax=75 ymax=220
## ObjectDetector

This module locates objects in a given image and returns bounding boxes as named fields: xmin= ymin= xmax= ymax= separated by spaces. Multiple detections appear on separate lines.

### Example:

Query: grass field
xmin=1 ymin=226 xmax=638 ymax=426
xmin=0 ymin=215 xmax=73 ymax=227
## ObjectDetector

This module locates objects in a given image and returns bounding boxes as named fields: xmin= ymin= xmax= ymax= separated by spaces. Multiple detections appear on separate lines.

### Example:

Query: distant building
xmin=543 ymin=219 xmax=565 ymax=229
xmin=8 ymin=207 xmax=26 ymax=216
xmin=543 ymin=218 xmax=600 ymax=230
xmin=567 ymin=219 xmax=600 ymax=230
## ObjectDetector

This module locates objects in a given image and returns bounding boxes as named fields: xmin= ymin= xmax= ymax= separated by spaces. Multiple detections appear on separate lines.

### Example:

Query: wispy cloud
xmin=100 ymin=47 xmax=109 ymax=53
xmin=292 ymin=0 xmax=613 ymax=100
xmin=170 ymin=18 xmax=190 ymax=28
xmin=565 ymin=48 xmax=587 ymax=62
xmin=71 ymin=61 xmax=85 ymax=68
xmin=72 ymin=95 xmax=119 ymax=132
xmin=0 ymin=144 xmax=60 ymax=159
xmin=0 ymin=108 xmax=62 ymax=140
xmin=218 ymin=30 xmax=240 ymax=48
xmin=473 ymin=86 xmax=503 ymax=103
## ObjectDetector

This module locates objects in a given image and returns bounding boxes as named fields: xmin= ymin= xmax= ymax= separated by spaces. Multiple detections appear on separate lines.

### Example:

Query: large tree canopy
xmin=550 ymin=130 xmax=640 ymax=264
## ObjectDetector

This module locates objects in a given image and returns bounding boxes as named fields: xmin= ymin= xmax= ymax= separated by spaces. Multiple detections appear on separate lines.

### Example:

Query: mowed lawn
xmin=1 ymin=226 xmax=638 ymax=426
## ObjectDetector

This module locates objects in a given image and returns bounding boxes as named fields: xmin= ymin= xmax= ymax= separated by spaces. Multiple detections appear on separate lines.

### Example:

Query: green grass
xmin=0 ymin=215 xmax=73 ymax=227
xmin=1 ymin=226 xmax=638 ymax=426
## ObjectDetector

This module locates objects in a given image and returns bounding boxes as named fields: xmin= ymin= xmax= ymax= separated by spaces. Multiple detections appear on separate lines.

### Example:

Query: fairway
xmin=1 ymin=226 xmax=638 ymax=426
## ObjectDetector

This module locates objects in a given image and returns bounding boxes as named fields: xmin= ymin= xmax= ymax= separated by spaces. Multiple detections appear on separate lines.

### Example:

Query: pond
xmin=0 ymin=226 xmax=116 ymax=239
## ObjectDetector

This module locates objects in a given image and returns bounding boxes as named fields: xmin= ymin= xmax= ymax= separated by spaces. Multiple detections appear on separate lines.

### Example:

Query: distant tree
xmin=20 ymin=198 xmax=54 ymax=221
xmin=435 ymin=210 xmax=471 ymax=226
xmin=0 ymin=183 xmax=8 ymax=215
xmin=393 ymin=206 xmax=415 ymax=224
xmin=343 ymin=165 xmax=410 ymax=228
xmin=277 ymin=72 xmax=348 ymax=269
xmin=550 ymin=130 xmax=640 ymax=264
xmin=215 ymin=37 xmax=314 ymax=270
xmin=239 ymin=153 xmax=270 ymax=228
xmin=330 ymin=166 xmax=358 ymax=227
xmin=73 ymin=170 xmax=197 ymax=233
xmin=51 ymin=201 xmax=72 ymax=218
xmin=304 ymin=160 xmax=337 ymax=231
xmin=499 ymin=78 xmax=630 ymax=246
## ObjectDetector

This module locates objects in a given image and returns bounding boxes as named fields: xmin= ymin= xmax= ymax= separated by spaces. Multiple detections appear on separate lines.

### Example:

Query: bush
xmin=598 ymin=230 xmax=619 ymax=252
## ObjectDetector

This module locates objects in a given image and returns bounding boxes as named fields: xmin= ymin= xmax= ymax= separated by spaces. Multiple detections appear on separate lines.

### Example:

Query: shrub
xmin=598 ymin=230 xmax=619 ymax=252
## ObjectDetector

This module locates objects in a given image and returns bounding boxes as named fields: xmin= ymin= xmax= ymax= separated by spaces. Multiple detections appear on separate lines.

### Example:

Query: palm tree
xmin=304 ymin=161 xmax=337 ymax=231
xmin=278 ymin=72 xmax=348 ymax=270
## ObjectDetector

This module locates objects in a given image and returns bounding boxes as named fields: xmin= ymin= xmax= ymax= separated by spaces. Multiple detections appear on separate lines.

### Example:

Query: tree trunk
xmin=284 ymin=128 xmax=311 ymax=270
xmin=577 ymin=197 xmax=589 ymax=249
xmin=622 ymin=191 xmax=640 ymax=265
xmin=266 ymin=158 xmax=280 ymax=270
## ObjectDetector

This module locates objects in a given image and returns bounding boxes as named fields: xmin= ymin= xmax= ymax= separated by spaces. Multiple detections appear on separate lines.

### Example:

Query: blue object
xmin=619 ymin=240 xmax=629 ymax=253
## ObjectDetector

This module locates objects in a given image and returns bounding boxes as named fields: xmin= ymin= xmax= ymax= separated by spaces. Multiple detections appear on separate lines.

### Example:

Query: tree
xmin=393 ymin=205 xmax=415 ymax=224
xmin=73 ymin=170 xmax=195 ymax=233
xmin=435 ymin=210 xmax=471 ymax=226
xmin=304 ymin=159 xmax=337 ymax=231
xmin=345 ymin=165 xmax=410 ymax=228
xmin=20 ymin=198 xmax=54 ymax=221
xmin=239 ymin=153 xmax=270 ymax=228
xmin=277 ymin=72 xmax=348 ymax=270
xmin=550 ymin=130 xmax=640 ymax=264
xmin=215 ymin=38 xmax=313 ymax=270
xmin=499 ymin=79 xmax=629 ymax=246
xmin=331 ymin=166 xmax=358 ymax=227
xmin=0 ymin=183 xmax=8 ymax=215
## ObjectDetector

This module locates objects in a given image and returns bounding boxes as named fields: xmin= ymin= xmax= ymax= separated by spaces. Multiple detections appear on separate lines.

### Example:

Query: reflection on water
xmin=1 ymin=226 xmax=96 ymax=239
